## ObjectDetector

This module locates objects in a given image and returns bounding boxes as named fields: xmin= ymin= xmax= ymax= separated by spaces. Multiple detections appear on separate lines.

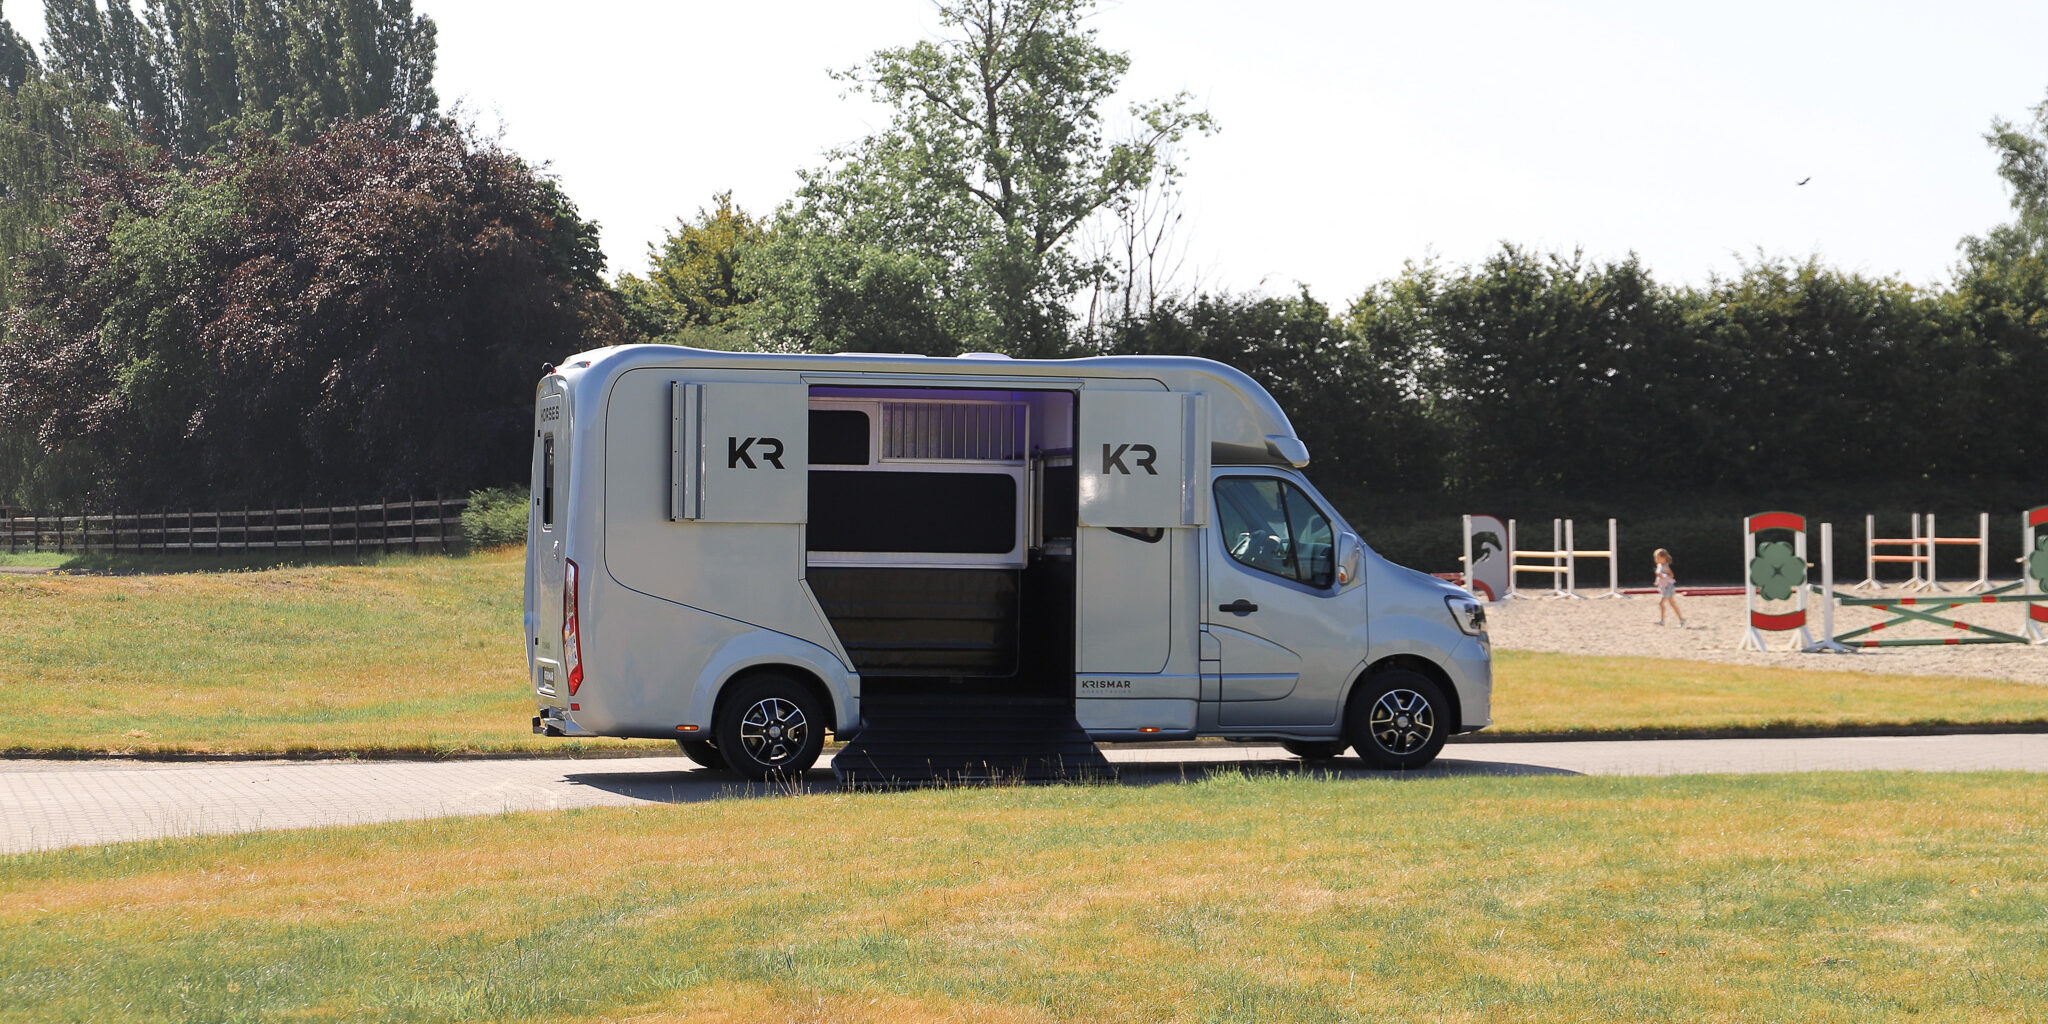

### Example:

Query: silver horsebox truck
xmin=524 ymin=345 xmax=1492 ymax=783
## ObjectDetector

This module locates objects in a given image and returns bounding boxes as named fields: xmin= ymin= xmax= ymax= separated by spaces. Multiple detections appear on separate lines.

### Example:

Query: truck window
xmin=810 ymin=409 xmax=872 ymax=466
xmin=808 ymin=471 xmax=1017 ymax=554
xmin=542 ymin=435 xmax=555 ymax=530
xmin=1215 ymin=477 xmax=1333 ymax=587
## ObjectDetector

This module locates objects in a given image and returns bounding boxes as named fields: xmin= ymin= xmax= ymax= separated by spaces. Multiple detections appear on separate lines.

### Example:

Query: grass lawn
xmin=1490 ymin=650 xmax=2048 ymax=737
xmin=0 ymin=550 xmax=396 ymax=571
xmin=0 ymin=549 xmax=636 ymax=757
xmin=2 ymin=771 xmax=2044 ymax=1022
xmin=2 ymin=553 xmax=2046 ymax=757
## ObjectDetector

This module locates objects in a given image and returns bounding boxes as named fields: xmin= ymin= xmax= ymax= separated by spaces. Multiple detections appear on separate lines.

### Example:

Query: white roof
xmin=554 ymin=344 xmax=1309 ymax=467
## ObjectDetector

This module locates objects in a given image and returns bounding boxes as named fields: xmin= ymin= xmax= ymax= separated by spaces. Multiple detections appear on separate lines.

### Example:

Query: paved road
xmin=6 ymin=734 xmax=2047 ymax=854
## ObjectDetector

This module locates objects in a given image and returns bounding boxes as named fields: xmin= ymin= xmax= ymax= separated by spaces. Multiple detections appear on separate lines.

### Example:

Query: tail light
xmin=563 ymin=558 xmax=584 ymax=695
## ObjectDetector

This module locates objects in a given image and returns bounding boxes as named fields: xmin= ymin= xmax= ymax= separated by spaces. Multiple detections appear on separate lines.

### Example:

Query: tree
xmin=1102 ymin=289 xmax=1439 ymax=497
xmin=39 ymin=0 xmax=437 ymax=158
xmin=616 ymin=191 xmax=767 ymax=343
xmin=0 ymin=26 xmax=128 ymax=311
xmin=1962 ymin=88 xmax=2048 ymax=265
xmin=1079 ymin=140 xmax=1198 ymax=337
xmin=0 ymin=117 xmax=626 ymax=509
xmin=0 ymin=1 xmax=33 ymax=91
xmin=745 ymin=0 xmax=1213 ymax=356
xmin=1345 ymin=248 xmax=1696 ymax=493
xmin=1950 ymin=88 xmax=2048 ymax=484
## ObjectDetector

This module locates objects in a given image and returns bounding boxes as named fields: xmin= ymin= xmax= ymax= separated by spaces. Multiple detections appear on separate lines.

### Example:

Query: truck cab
xmin=525 ymin=346 xmax=1491 ymax=782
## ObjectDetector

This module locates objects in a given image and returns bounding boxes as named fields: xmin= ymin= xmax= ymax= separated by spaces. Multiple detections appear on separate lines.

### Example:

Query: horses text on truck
xmin=524 ymin=347 xmax=1492 ymax=783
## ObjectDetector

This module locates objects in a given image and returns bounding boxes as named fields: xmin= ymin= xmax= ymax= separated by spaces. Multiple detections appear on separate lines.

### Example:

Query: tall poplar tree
xmin=39 ymin=0 xmax=436 ymax=158
xmin=1 ymin=3 xmax=127 ymax=312
xmin=0 ymin=2 xmax=33 ymax=91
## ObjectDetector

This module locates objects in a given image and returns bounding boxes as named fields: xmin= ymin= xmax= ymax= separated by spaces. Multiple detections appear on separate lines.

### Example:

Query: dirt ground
xmin=1484 ymin=582 xmax=2048 ymax=685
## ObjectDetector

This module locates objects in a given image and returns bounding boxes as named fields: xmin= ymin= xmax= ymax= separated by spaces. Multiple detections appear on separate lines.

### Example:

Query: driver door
xmin=1204 ymin=471 xmax=1360 ymax=727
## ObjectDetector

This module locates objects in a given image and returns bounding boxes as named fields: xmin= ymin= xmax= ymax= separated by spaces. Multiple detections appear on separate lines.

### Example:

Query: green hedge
xmin=1323 ymin=481 xmax=2046 ymax=588
xmin=461 ymin=487 xmax=529 ymax=550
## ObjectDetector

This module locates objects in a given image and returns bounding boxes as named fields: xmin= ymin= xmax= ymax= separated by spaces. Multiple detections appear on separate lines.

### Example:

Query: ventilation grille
xmin=880 ymin=401 xmax=1027 ymax=461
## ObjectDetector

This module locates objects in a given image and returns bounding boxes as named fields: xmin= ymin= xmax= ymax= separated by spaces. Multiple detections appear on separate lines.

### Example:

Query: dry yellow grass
xmin=0 ymin=549 xmax=634 ymax=756
xmin=2 ymin=552 xmax=2044 ymax=757
xmin=1494 ymin=649 xmax=2048 ymax=735
xmin=2 ymin=772 xmax=2044 ymax=1021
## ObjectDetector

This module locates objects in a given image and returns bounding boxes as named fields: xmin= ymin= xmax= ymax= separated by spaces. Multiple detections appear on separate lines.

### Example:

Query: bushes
xmin=461 ymin=488 xmax=529 ymax=550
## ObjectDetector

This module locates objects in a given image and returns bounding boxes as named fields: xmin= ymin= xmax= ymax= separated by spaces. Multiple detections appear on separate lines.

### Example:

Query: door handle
xmin=1219 ymin=599 xmax=1258 ymax=614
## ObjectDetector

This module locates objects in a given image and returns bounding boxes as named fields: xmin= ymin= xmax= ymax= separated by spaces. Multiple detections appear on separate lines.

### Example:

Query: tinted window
xmin=810 ymin=410 xmax=872 ymax=466
xmin=541 ymin=436 xmax=555 ymax=529
xmin=1214 ymin=477 xmax=1333 ymax=587
xmin=809 ymin=471 xmax=1016 ymax=553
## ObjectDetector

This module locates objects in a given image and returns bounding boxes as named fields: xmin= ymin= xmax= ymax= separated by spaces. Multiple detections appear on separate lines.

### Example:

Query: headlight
xmin=1446 ymin=595 xmax=1487 ymax=636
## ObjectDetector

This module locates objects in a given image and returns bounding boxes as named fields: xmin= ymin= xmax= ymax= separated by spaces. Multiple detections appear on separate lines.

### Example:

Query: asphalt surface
xmin=6 ymin=734 xmax=2048 ymax=854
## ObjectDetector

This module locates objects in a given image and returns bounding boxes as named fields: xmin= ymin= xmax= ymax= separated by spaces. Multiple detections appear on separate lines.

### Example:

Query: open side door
xmin=670 ymin=381 xmax=809 ymax=524
xmin=1074 ymin=390 xmax=1209 ymax=683
xmin=1077 ymin=391 xmax=1209 ymax=530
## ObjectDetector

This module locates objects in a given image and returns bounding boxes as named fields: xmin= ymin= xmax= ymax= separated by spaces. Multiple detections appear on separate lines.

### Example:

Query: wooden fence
xmin=2 ymin=498 xmax=469 ymax=555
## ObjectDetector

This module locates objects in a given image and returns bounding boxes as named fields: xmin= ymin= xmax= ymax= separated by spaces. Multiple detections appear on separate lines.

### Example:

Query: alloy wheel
xmin=739 ymin=697 xmax=809 ymax=766
xmin=1368 ymin=688 xmax=1436 ymax=755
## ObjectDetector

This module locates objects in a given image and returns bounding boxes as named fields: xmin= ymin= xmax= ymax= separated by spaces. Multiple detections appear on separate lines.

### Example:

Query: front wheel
xmin=1345 ymin=670 xmax=1450 ymax=770
xmin=676 ymin=738 xmax=728 ymax=771
xmin=715 ymin=674 xmax=827 ymax=782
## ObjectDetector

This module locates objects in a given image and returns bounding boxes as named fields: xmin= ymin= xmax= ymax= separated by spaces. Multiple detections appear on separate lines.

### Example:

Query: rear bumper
xmin=533 ymin=706 xmax=598 ymax=738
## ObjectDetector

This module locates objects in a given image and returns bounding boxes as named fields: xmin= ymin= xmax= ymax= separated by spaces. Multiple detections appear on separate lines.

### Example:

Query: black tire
xmin=714 ymin=673 xmax=827 ymax=782
xmin=676 ymin=738 xmax=728 ymax=771
xmin=1345 ymin=669 xmax=1450 ymax=770
xmin=1280 ymin=740 xmax=1349 ymax=762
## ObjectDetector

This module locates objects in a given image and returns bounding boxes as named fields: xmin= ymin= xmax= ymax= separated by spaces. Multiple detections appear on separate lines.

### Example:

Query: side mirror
xmin=1335 ymin=532 xmax=1363 ymax=588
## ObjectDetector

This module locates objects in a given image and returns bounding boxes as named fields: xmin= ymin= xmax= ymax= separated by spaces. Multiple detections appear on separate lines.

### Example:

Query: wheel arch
xmin=1351 ymin=654 xmax=1462 ymax=734
xmin=712 ymin=663 xmax=838 ymax=739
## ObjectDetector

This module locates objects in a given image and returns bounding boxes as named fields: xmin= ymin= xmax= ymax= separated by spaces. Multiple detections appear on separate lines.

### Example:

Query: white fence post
xmin=1805 ymin=521 xmax=1851 ymax=653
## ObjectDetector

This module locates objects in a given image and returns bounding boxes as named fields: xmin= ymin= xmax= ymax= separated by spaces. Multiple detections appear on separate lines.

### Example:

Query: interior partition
xmin=805 ymin=385 xmax=1076 ymax=700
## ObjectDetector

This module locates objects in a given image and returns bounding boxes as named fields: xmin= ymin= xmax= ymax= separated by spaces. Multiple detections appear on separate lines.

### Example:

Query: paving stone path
xmin=6 ymin=734 xmax=2046 ymax=854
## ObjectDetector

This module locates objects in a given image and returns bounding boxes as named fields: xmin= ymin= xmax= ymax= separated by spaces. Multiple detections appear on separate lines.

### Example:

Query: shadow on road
xmin=563 ymin=767 xmax=838 ymax=802
xmin=563 ymin=752 xmax=1579 ymax=803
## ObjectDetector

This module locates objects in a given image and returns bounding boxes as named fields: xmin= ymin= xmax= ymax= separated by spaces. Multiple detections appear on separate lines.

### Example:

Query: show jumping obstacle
xmin=1794 ymin=506 xmax=2047 ymax=652
xmin=1738 ymin=511 xmax=1816 ymax=651
xmin=1925 ymin=512 xmax=1994 ymax=592
xmin=1504 ymin=518 xmax=1624 ymax=600
xmin=1856 ymin=512 xmax=1993 ymax=593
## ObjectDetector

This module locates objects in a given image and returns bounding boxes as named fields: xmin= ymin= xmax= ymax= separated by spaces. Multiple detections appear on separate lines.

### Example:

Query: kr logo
xmin=727 ymin=436 xmax=786 ymax=469
xmin=1101 ymin=443 xmax=1158 ymax=475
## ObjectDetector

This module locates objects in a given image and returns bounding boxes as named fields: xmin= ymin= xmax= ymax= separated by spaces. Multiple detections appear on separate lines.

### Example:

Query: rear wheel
xmin=1345 ymin=670 xmax=1449 ymax=770
xmin=1280 ymin=740 xmax=1349 ymax=762
xmin=715 ymin=674 xmax=827 ymax=782
xmin=676 ymin=739 xmax=727 ymax=771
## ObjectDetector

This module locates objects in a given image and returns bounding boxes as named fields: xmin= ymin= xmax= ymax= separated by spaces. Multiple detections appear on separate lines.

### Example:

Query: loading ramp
xmin=832 ymin=681 xmax=1114 ymax=788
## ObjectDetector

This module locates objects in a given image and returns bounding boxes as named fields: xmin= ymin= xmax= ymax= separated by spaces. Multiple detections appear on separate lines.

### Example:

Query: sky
xmin=8 ymin=0 xmax=2047 ymax=303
